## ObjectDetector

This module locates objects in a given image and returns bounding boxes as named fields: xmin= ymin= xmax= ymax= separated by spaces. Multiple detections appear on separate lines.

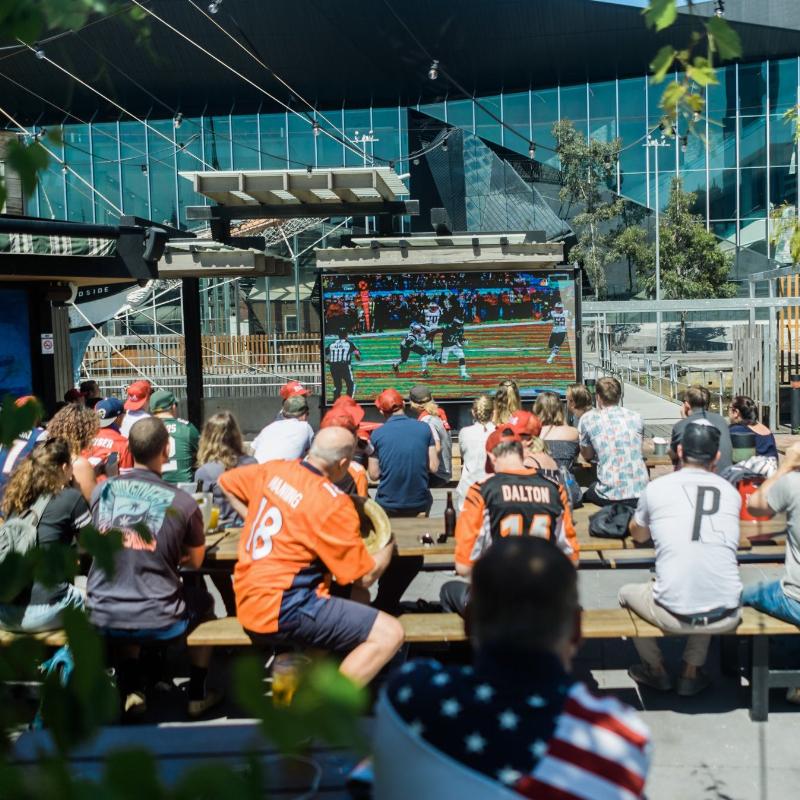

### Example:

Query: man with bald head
xmin=220 ymin=426 xmax=402 ymax=685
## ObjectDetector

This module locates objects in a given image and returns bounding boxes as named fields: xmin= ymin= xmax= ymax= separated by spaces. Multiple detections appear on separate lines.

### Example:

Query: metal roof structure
xmin=158 ymin=239 xmax=292 ymax=278
xmin=0 ymin=0 xmax=798 ymax=123
xmin=316 ymin=231 xmax=564 ymax=272
xmin=182 ymin=167 xmax=414 ymax=222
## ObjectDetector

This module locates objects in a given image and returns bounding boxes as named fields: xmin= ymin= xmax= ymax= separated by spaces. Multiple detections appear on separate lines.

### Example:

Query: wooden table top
xmin=204 ymin=506 xmax=787 ymax=563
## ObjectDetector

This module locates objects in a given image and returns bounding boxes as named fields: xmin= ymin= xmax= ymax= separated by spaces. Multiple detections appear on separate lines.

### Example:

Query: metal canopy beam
xmin=186 ymin=200 xmax=419 ymax=221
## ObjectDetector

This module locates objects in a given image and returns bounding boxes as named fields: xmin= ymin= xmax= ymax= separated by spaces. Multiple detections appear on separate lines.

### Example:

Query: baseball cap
xmin=331 ymin=396 xmax=366 ymax=427
xmin=506 ymin=410 xmax=543 ymax=438
xmin=95 ymin=397 xmax=125 ymax=427
xmin=320 ymin=411 xmax=358 ymax=434
xmin=150 ymin=389 xmax=176 ymax=414
xmin=280 ymin=381 xmax=309 ymax=400
xmin=282 ymin=395 xmax=310 ymax=417
xmin=681 ymin=420 xmax=721 ymax=462
xmin=408 ymin=384 xmax=433 ymax=404
xmin=125 ymin=380 xmax=152 ymax=411
xmin=375 ymin=388 xmax=404 ymax=414
xmin=485 ymin=426 xmax=522 ymax=454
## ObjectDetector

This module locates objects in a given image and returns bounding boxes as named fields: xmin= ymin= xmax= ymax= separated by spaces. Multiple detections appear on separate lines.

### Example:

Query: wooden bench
xmin=186 ymin=608 xmax=800 ymax=721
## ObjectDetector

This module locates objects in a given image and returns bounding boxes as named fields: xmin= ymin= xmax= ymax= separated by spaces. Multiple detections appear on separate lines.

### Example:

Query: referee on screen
xmin=325 ymin=331 xmax=362 ymax=400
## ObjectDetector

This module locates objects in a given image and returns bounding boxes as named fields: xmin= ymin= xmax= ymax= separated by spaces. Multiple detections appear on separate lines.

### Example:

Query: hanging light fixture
xmin=141 ymin=164 xmax=149 ymax=174
xmin=428 ymin=59 xmax=439 ymax=81
xmin=312 ymin=121 xmax=321 ymax=137
xmin=680 ymin=135 xmax=688 ymax=153
xmin=306 ymin=165 xmax=313 ymax=176
xmin=173 ymin=113 xmax=183 ymax=129
xmin=61 ymin=162 xmax=68 ymax=174
xmin=441 ymin=138 xmax=448 ymax=152
xmin=34 ymin=47 xmax=45 ymax=60
xmin=208 ymin=0 xmax=222 ymax=13
xmin=528 ymin=142 xmax=536 ymax=160
xmin=412 ymin=157 xmax=420 ymax=165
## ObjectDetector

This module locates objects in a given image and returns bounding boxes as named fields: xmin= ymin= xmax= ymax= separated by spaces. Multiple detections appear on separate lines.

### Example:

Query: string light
xmin=680 ymin=135 xmax=688 ymax=153
xmin=427 ymin=59 xmax=439 ymax=81
xmin=528 ymin=142 xmax=536 ymax=159
xmin=714 ymin=0 xmax=725 ymax=17
xmin=173 ymin=112 xmax=183 ymax=129
xmin=141 ymin=163 xmax=148 ymax=174
xmin=61 ymin=162 xmax=68 ymax=174
xmin=208 ymin=0 xmax=221 ymax=14
xmin=34 ymin=47 xmax=45 ymax=60
xmin=312 ymin=121 xmax=320 ymax=137
xmin=306 ymin=165 xmax=312 ymax=176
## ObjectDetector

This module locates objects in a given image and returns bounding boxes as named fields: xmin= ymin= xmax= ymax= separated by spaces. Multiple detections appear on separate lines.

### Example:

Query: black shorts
xmin=548 ymin=330 xmax=567 ymax=349
xmin=245 ymin=596 xmax=378 ymax=655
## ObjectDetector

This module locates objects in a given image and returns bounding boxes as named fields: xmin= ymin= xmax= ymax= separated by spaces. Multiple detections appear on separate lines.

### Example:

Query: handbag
xmin=588 ymin=503 xmax=634 ymax=540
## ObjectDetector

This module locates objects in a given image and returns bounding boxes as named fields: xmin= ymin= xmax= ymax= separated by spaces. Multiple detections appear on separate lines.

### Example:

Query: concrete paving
xmin=621 ymin=381 xmax=683 ymax=432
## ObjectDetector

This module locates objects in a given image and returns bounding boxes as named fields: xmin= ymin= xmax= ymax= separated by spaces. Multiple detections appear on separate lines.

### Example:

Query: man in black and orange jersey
xmin=219 ymin=427 xmax=403 ymax=686
xmin=440 ymin=427 xmax=579 ymax=616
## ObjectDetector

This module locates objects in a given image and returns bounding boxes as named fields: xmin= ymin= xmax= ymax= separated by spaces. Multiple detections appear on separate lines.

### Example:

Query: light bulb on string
xmin=306 ymin=165 xmax=313 ymax=176
xmin=173 ymin=113 xmax=183 ymax=129
xmin=528 ymin=142 xmax=536 ymax=160
xmin=208 ymin=1 xmax=221 ymax=14
xmin=312 ymin=121 xmax=320 ymax=137
xmin=34 ymin=47 xmax=45 ymax=60
xmin=428 ymin=60 xmax=439 ymax=81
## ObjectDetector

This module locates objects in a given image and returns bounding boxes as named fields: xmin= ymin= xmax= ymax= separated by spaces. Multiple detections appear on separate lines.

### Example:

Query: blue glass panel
xmin=418 ymin=102 xmax=446 ymax=122
xmin=707 ymin=66 xmax=735 ymax=117
xmin=531 ymin=88 xmax=559 ymax=167
xmin=474 ymin=94 xmax=502 ymax=146
xmin=770 ymin=112 xmax=795 ymax=167
xmin=202 ymin=116 xmax=232 ymax=170
xmin=680 ymin=130 xmax=705 ymax=171
xmin=707 ymin=117 xmax=737 ymax=169
xmin=737 ymin=219 xmax=767 ymax=254
xmin=91 ymin=122 xmax=121 ymax=224
xmin=589 ymin=80 xmax=616 ymax=142
xmin=502 ymin=91 xmax=530 ymax=154
xmin=738 ymin=63 xmax=767 ymax=116
xmin=371 ymin=106 xmax=401 ymax=165
xmin=63 ymin=124 xmax=93 ymax=222
xmin=446 ymin=98 xmax=473 ymax=130
xmin=119 ymin=121 xmax=149 ymax=221
xmin=559 ymin=84 xmax=586 ymax=128
xmin=707 ymin=169 xmax=737 ymax=219
xmin=769 ymin=57 xmax=798 ymax=114
xmin=260 ymin=113 xmax=289 ymax=168
xmin=175 ymin=121 xmax=206 ymax=228
xmin=619 ymin=171 xmax=646 ymax=205
xmin=343 ymin=108 xmax=371 ymax=167
xmin=739 ymin=115 xmax=766 ymax=168
xmin=288 ymin=112 xmax=315 ymax=168
xmin=37 ymin=165 xmax=65 ymax=220
xmin=739 ymin=167 xmax=767 ymax=218
xmin=710 ymin=220 xmax=736 ymax=242
xmin=679 ymin=169 xmax=707 ymax=205
xmin=618 ymin=78 xmax=646 ymax=174
xmin=231 ymin=114 xmax=260 ymax=170
xmin=315 ymin=110 xmax=345 ymax=167
xmin=147 ymin=119 xmax=177 ymax=227
xmin=770 ymin=165 xmax=798 ymax=207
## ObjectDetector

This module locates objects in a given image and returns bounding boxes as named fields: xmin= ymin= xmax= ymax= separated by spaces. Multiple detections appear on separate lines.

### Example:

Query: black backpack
xmin=588 ymin=503 xmax=634 ymax=540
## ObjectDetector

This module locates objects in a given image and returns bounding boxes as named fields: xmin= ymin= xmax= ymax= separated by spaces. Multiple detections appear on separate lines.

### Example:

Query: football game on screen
xmin=321 ymin=270 xmax=576 ymax=403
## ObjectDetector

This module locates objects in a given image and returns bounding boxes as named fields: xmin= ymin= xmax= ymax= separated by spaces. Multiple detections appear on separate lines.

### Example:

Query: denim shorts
xmin=0 ymin=583 xmax=84 ymax=634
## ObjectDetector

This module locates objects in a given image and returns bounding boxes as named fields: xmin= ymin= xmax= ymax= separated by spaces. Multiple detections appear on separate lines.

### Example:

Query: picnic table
xmin=203 ymin=505 xmax=787 ymax=563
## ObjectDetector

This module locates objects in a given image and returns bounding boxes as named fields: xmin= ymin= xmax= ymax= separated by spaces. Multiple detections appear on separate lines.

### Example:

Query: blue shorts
xmin=245 ymin=596 xmax=379 ymax=655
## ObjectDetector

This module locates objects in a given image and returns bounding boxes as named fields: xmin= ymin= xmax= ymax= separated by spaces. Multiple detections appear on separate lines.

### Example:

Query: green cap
xmin=150 ymin=389 xmax=176 ymax=413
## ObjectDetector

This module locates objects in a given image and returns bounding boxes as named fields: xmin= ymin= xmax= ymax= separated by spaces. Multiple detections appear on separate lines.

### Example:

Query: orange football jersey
xmin=219 ymin=459 xmax=375 ymax=634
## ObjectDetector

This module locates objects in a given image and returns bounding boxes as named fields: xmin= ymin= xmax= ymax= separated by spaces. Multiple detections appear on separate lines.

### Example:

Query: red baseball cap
xmin=125 ymin=380 xmax=152 ymax=411
xmin=280 ymin=381 xmax=309 ymax=400
xmin=320 ymin=411 xmax=359 ymax=434
xmin=506 ymin=410 xmax=543 ymax=438
xmin=331 ymin=396 xmax=366 ymax=426
xmin=375 ymin=388 xmax=404 ymax=414
xmin=485 ymin=426 xmax=522 ymax=454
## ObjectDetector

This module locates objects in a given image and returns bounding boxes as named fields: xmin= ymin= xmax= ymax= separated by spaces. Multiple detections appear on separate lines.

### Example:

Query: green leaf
xmin=686 ymin=57 xmax=719 ymax=88
xmin=4 ymin=140 xmax=50 ymax=197
xmin=79 ymin=525 xmax=123 ymax=577
xmin=643 ymin=0 xmax=677 ymax=32
xmin=706 ymin=15 xmax=742 ymax=61
xmin=650 ymin=45 xmax=675 ymax=84
xmin=103 ymin=749 xmax=164 ymax=800
xmin=0 ymin=552 xmax=35 ymax=603
xmin=660 ymin=80 xmax=687 ymax=112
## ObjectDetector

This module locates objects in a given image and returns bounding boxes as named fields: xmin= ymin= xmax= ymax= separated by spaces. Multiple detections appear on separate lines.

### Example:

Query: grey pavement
xmin=621 ymin=381 xmax=683 ymax=433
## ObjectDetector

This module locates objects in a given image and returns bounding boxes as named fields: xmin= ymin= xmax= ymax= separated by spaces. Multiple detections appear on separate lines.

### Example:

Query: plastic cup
xmin=271 ymin=653 xmax=311 ymax=707
xmin=653 ymin=437 xmax=668 ymax=456
xmin=208 ymin=506 xmax=220 ymax=531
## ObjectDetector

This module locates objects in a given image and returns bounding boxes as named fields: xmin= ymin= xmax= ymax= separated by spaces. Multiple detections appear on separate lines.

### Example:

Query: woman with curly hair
xmin=0 ymin=438 xmax=92 ymax=632
xmin=46 ymin=403 xmax=99 ymax=501
xmin=194 ymin=411 xmax=256 ymax=527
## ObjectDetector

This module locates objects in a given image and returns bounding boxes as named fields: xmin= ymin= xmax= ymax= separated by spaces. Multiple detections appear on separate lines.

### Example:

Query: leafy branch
xmin=645 ymin=0 xmax=742 ymax=136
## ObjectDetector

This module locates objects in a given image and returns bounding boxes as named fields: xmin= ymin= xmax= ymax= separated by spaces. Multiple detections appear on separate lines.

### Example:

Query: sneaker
xmin=546 ymin=354 xmax=555 ymax=364
xmin=187 ymin=688 xmax=224 ymax=719
xmin=628 ymin=663 xmax=673 ymax=692
xmin=124 ymin=691 xmax=147 ymax=717
xmin=676 ymin=670 xmax=711 ymax=697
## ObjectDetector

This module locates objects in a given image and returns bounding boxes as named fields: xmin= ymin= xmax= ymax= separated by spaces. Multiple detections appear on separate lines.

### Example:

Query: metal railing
xmin=79 ymin=334 xmax=322 ymax=399
xmin=584 ymin=355 xmax=731 ymax=414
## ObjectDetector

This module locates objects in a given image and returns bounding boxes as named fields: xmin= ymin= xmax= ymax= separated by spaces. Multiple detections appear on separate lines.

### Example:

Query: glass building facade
xmin=21 ymin=54 xmax=800 ymax=331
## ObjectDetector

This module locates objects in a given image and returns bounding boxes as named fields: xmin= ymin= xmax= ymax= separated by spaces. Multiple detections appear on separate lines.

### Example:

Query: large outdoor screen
xmin=320 ymin=269 xmax=577 ymax=403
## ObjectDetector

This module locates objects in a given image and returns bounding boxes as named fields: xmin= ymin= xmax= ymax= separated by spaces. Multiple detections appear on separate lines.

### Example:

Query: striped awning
xmin=0 ymin=232 xmax=116 ymax=257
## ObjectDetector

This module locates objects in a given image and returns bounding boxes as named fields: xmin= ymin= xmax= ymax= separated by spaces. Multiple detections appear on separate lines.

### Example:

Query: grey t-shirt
xmin=87 ymin=468 xmax=205 ymax=629
xmin=421 ymin=413 xmax=452 ymax=482
xmin=195 ymin=455 xmax=257 ymax=527
xmin=766 ymin=473 xmax=800 ymax=603
xmin=670 ymin=410 xmax=733 ymax=472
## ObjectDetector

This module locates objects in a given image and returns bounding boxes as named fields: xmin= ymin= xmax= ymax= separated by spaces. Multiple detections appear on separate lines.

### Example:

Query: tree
xmin=552 ymin=120 xmax=622 ymax=298
xmin=628 ymin=178 xmax=736 ymax=353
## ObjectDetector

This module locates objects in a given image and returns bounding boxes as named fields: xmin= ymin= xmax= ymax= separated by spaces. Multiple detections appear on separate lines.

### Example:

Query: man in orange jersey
xmin=219 ymin=427 xmax=402 ymax=685
xmin=440 ymin=427 xmax=579 ymax=616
